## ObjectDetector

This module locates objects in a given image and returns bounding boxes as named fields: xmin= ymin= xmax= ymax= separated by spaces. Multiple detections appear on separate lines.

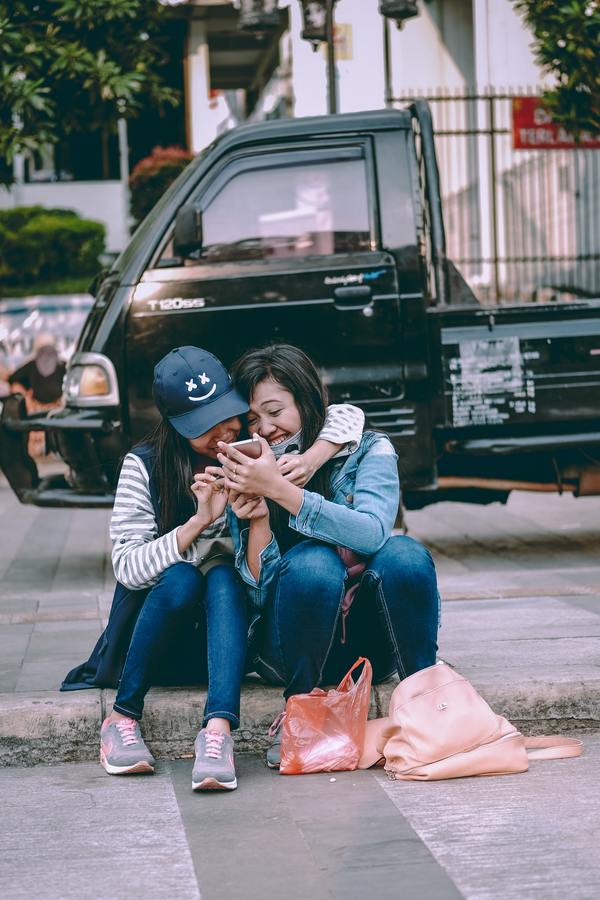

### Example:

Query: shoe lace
xmin=204 ymin=730 xmax=226 ymax=759
xmin=115 ymin=718 xmax=140 ymax=747
xmin=268 ymin=710 xmax=286 ymax=738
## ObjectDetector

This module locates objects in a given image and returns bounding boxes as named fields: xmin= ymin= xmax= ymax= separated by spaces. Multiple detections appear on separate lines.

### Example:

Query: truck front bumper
xmin=0 ymin=394 xmax=117 ymax=507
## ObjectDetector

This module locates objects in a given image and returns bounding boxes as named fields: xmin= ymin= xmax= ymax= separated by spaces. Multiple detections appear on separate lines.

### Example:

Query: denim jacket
xmin=228 ymin=431 xmax=399 ymax=614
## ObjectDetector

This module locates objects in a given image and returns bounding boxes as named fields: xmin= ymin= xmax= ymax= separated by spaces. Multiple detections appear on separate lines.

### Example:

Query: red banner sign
xmin=512 ymin=96 xmax=600 ymax=150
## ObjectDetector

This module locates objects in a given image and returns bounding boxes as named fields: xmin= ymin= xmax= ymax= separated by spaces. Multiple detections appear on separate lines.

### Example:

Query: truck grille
xmin=364 ymin=404 xmax=417 ymax=436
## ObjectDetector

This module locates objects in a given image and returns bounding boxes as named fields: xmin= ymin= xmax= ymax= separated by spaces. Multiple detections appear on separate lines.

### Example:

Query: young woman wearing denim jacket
xmin=208 ymin=344 xmax=440 ymax=767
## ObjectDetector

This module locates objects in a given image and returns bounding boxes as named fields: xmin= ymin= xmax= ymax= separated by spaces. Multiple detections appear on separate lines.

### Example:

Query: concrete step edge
xmin=1 ymin=678 xmax=599 ymax=767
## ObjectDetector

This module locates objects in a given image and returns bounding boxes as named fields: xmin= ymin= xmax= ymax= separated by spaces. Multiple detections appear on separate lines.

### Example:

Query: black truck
xmin=2 ymin=103 xmax=600 ymax=509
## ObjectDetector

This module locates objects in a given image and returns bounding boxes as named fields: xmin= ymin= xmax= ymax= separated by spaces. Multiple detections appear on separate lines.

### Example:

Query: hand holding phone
xmin=216 ymin=434 xmax=282 ymax=499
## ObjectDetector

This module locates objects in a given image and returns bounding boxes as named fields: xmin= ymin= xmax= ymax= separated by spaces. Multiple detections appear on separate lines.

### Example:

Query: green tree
xmin=514 ymin=0 xmax=600 ymax=135
xmin=0 ymin=0 xmax=180 ymax=183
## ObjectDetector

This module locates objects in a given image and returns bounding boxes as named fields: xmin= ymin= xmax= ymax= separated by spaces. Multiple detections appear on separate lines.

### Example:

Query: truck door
xmin=127 ymin=141 xmax=403 ymax=439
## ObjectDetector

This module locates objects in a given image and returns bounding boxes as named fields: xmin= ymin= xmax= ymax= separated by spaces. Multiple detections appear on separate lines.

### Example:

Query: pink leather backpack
xmin=358 ymin=661 xmax=582 ymax=780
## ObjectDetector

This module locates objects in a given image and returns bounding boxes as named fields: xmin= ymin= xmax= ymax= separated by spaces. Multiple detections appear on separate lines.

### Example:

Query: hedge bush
xmin=0 ymin=206 xmax=80 ymax=232
xmin=129 ymin=145 xmax=194 ymax=224
xmin=0 ymin=206 xmax=105 ymax=288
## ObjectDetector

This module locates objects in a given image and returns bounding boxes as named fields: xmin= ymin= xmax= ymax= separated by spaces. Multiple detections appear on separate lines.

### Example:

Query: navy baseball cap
xmin=153 ymin=346 xmax=249 ymax=439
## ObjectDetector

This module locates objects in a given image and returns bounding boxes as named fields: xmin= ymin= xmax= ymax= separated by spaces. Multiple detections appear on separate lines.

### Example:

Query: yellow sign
xmin=321 ymin=23 xmax=353 ymax=61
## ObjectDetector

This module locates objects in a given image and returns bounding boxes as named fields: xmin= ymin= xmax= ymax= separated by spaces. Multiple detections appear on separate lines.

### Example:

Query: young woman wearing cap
xmin=210 ymin=344 xmax=440 ymax=768
xmin=62 ymin=345 xmax=364 ymax=791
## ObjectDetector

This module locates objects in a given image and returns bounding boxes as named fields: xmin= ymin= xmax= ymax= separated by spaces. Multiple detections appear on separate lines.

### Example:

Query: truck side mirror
xmin=173 ymin=204 xmax=203 ymax=257
xmin=88 ymin=268 xmax=109 ymax=298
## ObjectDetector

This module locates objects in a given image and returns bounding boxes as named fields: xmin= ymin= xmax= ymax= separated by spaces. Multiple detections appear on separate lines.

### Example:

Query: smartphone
xmin=229 ymin=438 xmax=262 ymax=459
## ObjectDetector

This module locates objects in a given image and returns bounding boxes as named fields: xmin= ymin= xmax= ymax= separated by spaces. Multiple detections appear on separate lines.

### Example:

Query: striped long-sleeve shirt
xmin=110 ymin=403 xmax=365 ymax=590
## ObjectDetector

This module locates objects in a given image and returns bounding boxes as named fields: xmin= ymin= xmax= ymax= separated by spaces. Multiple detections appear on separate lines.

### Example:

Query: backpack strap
xmin=524 ymin=736 xmax=583 ymax=760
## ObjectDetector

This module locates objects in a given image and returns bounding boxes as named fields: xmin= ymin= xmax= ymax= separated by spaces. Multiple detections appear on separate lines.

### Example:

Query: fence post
xmin=117 ymin=117 xmax=131 ymax=244
xmin=488 ymin=94 xmax=500 ymax=300
xmin=383 ymin=17 xmax=393 ymax=109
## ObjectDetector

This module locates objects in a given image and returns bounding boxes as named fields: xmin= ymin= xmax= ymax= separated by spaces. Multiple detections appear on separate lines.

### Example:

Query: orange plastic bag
xmin=280 ymin=657 xmax=373 ymax=775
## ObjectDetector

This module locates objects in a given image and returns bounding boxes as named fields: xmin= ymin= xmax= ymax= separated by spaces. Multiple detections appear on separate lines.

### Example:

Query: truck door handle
xmin=333 ymin=286 xmax=373 ymax=309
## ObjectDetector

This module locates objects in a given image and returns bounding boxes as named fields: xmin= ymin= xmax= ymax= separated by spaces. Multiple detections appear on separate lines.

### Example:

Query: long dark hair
xmin=231 ymin=344 xmax=331 ymax=539
xmin=136 ymin=418 xmax=196 ymax=535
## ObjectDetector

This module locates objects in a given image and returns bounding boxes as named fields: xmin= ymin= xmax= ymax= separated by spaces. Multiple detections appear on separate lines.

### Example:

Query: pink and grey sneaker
xmin=192 ymin=728 xmax=237 ymax=791
xmin=100 ymin=716 xmax=155 ymax=775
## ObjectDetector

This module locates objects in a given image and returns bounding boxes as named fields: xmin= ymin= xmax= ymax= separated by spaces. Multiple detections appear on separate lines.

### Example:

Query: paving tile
xmin=14 ymin=622 xmax=100 ymax=691
xmin=377 ymin=733 xmax=600 ymax=900
xmin=0 ymin=595 xmax=38 ymax=615
xmin=170 ymin=756 xmax=461 ymax=900
xmin=37 ymin=591 xmax=99 ymax=611
xmin=0 ymin=762 xmax=199 ymax=899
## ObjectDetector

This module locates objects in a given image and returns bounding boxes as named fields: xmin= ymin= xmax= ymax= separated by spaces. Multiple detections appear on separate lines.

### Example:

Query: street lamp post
xmin=379 ymin=0 xmax=420 ymax=109
xmin=298 ymin=0 xmax=338 ymax=115
xmin=325 ymin=0 xmax=336 ymax=114
xmin=383 ymin=15 xmax=393 ymax=108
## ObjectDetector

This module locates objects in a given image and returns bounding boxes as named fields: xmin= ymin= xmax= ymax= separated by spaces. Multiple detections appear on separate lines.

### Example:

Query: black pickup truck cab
xmin=2 ymin=103 xmax=600 ymax=509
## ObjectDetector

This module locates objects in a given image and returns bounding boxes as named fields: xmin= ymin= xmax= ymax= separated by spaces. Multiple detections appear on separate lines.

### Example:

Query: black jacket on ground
xmin=61 ymin=445 xmax=159 ymax=691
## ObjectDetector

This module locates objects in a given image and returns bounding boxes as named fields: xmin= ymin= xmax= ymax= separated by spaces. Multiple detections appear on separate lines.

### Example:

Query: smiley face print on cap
xmin=185 ymin=372 xmax=217 ymax=402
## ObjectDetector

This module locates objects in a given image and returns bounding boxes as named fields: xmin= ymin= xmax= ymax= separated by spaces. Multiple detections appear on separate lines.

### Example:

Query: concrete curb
xmin=2 ymin=677 xmax=599 ymax=767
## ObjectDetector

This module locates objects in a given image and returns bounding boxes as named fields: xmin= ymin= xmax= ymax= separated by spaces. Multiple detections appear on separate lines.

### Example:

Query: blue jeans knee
xmin=153 ymin=561 xmax=204 ymax=617
xmin=278 ymin=541 xmax=347 ymax=608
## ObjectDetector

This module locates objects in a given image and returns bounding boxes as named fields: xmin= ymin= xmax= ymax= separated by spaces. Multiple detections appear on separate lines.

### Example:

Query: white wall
xmin=473 ymin=0 xmax=545 ymax=91
xmin=289 ymin=0 xmax=386 ymax=116
xmin=288 ymin=2 xmax=329 ymax=117
xmin=388 ymin=0 xmax=475 ymax=96
xmin=334 ymin=0 xmax=386 ymax=113
xmin=0 ymin=180 xmax=129 ymax=253
xmin=387 ymin=0 xmax=543 ymax=96
xmin=186 ymin=19 xmax=235 ymax=152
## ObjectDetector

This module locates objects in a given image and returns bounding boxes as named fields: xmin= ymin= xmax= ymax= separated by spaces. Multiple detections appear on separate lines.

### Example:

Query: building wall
xmin=473 ymin=0 xmax=544 ymax=90
xmin=0 ymin=180 xmax=129 ymax=254
xmin=388 ymin=0 xmax=475 ymax=96
xmin=186 ymin=18 xmax=236 ymax=152
xmin=288 ymin=2 xmax=329 ymax=117
xmin=333 ymin=0 xmax=386 ymax=113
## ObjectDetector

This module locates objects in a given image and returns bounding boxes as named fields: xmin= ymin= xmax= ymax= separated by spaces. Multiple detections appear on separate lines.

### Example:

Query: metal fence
xmin=394 ymin=89 xmax=600 ymax=305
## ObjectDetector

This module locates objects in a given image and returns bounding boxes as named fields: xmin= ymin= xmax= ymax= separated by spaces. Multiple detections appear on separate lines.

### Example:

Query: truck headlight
xmin=64 ymin=353 xmax=119 ymax=407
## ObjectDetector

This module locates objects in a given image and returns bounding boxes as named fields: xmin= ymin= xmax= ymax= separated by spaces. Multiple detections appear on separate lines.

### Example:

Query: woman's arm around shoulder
xmin=278 ymin=403 xmax=365 ymax=486
xmin=319 ymin=403 xmax=365 ymax=454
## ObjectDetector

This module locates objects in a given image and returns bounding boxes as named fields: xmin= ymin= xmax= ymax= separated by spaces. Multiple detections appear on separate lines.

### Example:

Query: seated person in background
xmin=9 ymin=334 xmax=66 ymax=456
xmin=9 ymin=334 xmax=66 ymax=406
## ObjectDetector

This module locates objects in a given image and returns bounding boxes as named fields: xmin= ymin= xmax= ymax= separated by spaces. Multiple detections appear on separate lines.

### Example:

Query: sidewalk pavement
xmin=1 ymin=474 xmax=599 ymax=766
xmin=5 ymin=741 xmax=600 ymax=900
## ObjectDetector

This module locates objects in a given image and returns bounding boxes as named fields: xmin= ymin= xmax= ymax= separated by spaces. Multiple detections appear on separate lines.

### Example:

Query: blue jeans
xmin=254 ymin=536 xmax=439 ymax=698
xmin=114 ymin=562 xmax=248 ymax=728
